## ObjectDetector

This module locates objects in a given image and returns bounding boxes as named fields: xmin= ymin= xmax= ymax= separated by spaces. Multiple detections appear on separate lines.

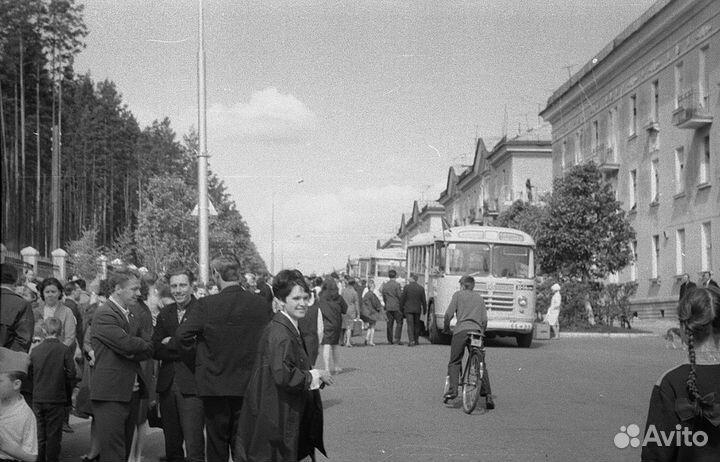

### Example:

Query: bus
xmin=355 ymin=248 xmax=407 ymax=287
xmin=406 ymin=225 xmax=536 ymax=347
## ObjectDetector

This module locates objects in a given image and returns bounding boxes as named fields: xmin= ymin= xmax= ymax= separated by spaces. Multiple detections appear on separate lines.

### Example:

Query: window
xmin=701 ymin=222 xmax=712 ymax=271
xmin=651 ymin=80 xmax=659 ymax=123
xmin=561 ymin=140 xmax=567 ymax=171
xmin=629 ymin=94 xmax=637 ymax=135
xmin=574 ymin=130 xmax=582 ymax=164
xmin=676 ymin=229 xmax=686 ymax=275
xmin=651 ymin=235 xmax=660 ymax=279
xmin=675 ymin=147 xmax=685 ymax=194
xmin=630 ymin=240 xmax=638 ymax=281
xmin=651 ymin=159 xmax=660 ymax=203
xmin=674 ymin=62 xmax=684 ymax=108
xmin=699 ymin=134 xmax=710 ymax=184
xmin=592 ymin=120 xmax=599 ymax=153
xmin=700 ymin=46 xmax=709 ymax=109
xmin=629 ymin=169 xmax=638 ymax=209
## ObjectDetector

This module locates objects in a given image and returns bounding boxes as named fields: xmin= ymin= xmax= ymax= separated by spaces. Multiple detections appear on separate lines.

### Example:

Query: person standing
xmin=381 ymin=269 xmax=403 ymax=345
xmin=700 ymin=271 xmax=719 ymax=289
xmin=318 ymin=278 xmax=347 ymax=374
xmin=152 ymin=267 xmax=205 ymax=462
xmin=90 ymin=270 xmax=154 ymax=462
xmin=442 ymin=276 xmax=493 ymax=408
xmin=679 ymin=273 xmax=697 ymax=301
xmin=400 ymin=274 xmax=426 ymax=347
xmin=28 ymin=317 xmax=75 ymax=462
xmin=360 ymin=279 xmax=383 ymax=346
xmin=234 ymin=269 xmax=332 ymax=462
xmin=544 ymin=283 xmax=562 ymax=339
xmin=1 ymin=264 xmax=34 ymax=353
xmin=341 ymin=279 xmax=360 ymax=347
xmin=176 ymin=255 xmax=272 ymax=462
xmin=641 ymin=287 xmax=720 ymax=461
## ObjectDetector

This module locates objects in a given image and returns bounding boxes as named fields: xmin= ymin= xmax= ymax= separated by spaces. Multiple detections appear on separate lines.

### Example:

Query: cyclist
xmin=443 ymin=275 xmax=492 ymax=405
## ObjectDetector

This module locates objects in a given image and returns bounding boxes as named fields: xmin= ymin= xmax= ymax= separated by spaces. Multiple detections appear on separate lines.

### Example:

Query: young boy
xmin=0 ymin=347 xmax=38 ymax=462
xmin=28 ymin=318 xmax=75 ymax=462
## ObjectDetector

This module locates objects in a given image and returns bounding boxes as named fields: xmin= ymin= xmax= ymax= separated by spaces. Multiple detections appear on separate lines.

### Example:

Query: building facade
xmin=540 ymin=0 xmax=720 ymax=317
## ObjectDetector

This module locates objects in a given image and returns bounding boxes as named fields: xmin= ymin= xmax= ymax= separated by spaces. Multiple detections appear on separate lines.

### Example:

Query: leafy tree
xmin=65 ymin=226 xmax=102 ymax=280
xmin=495 ymin=199 xmax=546 ymax=241
xmin=537 ymin=163 xmax=635 ymax=281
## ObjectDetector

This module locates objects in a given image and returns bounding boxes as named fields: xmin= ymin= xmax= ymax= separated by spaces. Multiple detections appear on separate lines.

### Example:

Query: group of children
xmin=1 ymin=317 xmax=76 ymax=462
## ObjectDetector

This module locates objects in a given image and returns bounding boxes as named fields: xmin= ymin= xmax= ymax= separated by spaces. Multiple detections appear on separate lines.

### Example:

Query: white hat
xmin=551 ymin=283 xmax=561 ymax=292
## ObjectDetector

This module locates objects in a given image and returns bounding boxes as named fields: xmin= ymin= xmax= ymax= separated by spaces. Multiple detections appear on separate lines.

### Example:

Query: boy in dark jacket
xmin=28 ymin=317 xmax=76 ymax=462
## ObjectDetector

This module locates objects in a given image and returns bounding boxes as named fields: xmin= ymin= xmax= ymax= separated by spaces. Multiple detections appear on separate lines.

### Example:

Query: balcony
xmin=672 ymin=88 xmax=713 ymax=129
xmin=598 ymin=145 xmax=619 ymax=173
xmin=644 ymin=116 xmax=660 ymax=132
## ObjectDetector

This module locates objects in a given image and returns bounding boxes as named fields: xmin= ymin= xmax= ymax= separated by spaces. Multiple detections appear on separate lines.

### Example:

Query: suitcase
xmin=534 ymin=322 xmax=551 ymax=340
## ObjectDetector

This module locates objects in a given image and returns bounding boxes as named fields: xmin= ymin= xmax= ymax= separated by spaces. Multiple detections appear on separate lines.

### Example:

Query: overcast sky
xmin=74 ymin=0 xmax=657 ymax=275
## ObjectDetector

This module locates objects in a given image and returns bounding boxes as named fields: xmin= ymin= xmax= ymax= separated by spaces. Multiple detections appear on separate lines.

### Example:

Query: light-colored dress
xmin=545 ymin=292 xmax=561 ymax=326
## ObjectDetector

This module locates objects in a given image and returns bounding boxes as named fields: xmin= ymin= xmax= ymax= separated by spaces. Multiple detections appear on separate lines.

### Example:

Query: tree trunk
xmin=0 ymin=80 xmax=10 ymax=240
xmin=35 ymin=64 xmax=41 ymax=248
xmin=19 ymin=32 xmax=26 ymax=246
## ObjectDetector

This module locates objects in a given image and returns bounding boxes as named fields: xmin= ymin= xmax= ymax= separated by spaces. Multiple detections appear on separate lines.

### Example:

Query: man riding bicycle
xmin=443 ymin=275 xmax=493 ymax=408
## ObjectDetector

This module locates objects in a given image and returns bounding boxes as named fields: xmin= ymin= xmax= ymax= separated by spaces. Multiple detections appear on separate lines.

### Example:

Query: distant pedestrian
xmin=176 ymin=255 xmax=272 ymax=462
xmin=400 ymin=274 xmax=426 ymax=347
xmin=28 ymin=317 xmax=75 ymax=462
xmin=318 ymin=278 xmax=347 ymax=374
xmin=1 ymin=264 xmax=35 ymax=353
xmin=360 ymin=279 xmax=383 ymax=346
xmin=679 ymin=273 xmax=697 ymax=301
xmin=700 ymin=271 xmax=719 ymax=289
xmin=544 ymin=283 xmax=562 ymax=339
xmin=381 ymin=269 xmax=403 ymax=345
xmin=341 ymin=279 xmax=360 ymax=347
xmin=641 ymin=286 xmax=720 ymax=461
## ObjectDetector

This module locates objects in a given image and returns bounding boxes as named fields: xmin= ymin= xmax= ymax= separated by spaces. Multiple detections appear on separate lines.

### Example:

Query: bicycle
xmin=443 ymin=330 xmax=494 ymax=413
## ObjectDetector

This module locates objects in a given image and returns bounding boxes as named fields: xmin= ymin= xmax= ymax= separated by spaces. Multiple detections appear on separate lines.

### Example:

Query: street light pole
xmin=197 ymin=0 xmax=209 ymax=284
xmin=270 ymin=190 xmax=275 ymax=275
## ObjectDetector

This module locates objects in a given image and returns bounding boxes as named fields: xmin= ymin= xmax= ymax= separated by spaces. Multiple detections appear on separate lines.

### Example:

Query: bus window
xmin=493 ymin=245 xmax=533 ymax=278
xmin=446 ymin=243 xmax=491 ymax=276
xmin=435 ymin=244 xmax=446 ymax=272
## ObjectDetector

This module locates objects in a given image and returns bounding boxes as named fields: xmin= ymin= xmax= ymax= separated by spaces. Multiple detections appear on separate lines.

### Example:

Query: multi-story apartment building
xmin=540 ymin=0 xmax=719 ymax=317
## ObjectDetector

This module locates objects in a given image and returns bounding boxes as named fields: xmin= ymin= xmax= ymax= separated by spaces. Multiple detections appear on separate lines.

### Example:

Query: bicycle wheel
xmin=462 ymin=351 xmax=483 ymax=414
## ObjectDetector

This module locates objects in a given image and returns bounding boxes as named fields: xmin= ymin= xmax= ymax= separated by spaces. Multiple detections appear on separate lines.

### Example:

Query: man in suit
xmin=177 ymin=255 xmax=272 ymax=462
xmin=90 ymin=270 xmax=153 ymax=462
xmin=700 ymin=271 xmax=719 ymax=289
xmin=679 ymin=273 xmax=696 ymax=301
xmin=381 ymin=269 xmax=403 ymax=345
xmin=152 ymin=267 xmax=204 ymax=462
xmin=0 ymin=264 xmax=34 ymax=353
xmin=400 ymin=273 xmax=427 ymax=347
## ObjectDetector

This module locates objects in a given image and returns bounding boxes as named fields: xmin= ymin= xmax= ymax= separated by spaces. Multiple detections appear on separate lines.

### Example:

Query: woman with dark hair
xmin=35 ymin=278 xmax=77 ymax=350
xmin=642 ymin=287 xmax=720 ymax=461
xmin=235 ymin=269 xmax=333 ymax=462
xmin=318 ymin=277 xmax=347 ymax=374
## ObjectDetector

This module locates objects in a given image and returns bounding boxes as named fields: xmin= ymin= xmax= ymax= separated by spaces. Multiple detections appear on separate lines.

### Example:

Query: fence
xmin=0 ymin=243 xmax=108 ymax=283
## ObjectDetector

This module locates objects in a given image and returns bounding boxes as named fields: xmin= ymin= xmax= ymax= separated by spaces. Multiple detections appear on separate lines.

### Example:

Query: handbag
xmin=351 ymin=319 xmax=364 ymax=337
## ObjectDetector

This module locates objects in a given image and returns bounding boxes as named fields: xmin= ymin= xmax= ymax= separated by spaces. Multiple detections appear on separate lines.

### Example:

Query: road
xmin=60 ymin=324 xmax=684 ymax=462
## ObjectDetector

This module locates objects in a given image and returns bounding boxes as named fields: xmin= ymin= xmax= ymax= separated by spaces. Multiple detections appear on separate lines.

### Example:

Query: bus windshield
xmin=444 ymin=242 xmax=532 ymax=278
xmin=446 ymin=243 xmax=491 ymax=276
xmin=493 ymin=244 xmax=532 ymax=278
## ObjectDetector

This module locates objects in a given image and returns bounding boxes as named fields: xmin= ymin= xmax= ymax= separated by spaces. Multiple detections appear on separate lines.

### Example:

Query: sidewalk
xmin=560 ymin=317 xmax=678 ymax=339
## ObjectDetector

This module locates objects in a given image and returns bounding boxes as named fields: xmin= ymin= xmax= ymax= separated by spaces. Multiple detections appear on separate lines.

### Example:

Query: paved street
xmin=60 ymin=323 xmax=684 ymax=462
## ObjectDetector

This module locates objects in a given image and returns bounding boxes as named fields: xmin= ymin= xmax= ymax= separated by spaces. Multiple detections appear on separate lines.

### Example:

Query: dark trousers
xmin=92 ymin=391 xmax=140 ymax=462
xmin=33 ymin=402 xmax=65 ymax=462
xmin=203 ymin=396 xmax=243 ymax=462
xmin=386 ymin=310 xmax=404 ymax=344
xmin=159 ymin=381 xmax=205 ymax=462
xmin=447 ymin=332 xmax=491 ymax=396
xmin=405 ymin=313 xmax=420 ymax=344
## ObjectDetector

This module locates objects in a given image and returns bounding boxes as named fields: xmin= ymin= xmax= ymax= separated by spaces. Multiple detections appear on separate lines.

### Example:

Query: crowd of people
xmin=0 ymin=259 xmax=425 ymax=462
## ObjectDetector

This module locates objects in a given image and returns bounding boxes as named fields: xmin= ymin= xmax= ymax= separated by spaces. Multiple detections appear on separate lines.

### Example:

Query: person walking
xmin=176 ymin=255 xmax=272 ymax=462
xmin=341 ymin=279 xmax=360 ymax=347
xmin=360 ymin=279 xmax=383 ymax=346
xmin=641 ymin=287 xmax=720 ymax=461
xmin=318 ymin=278 xmax=347 ymax=374
xmin=544 ymin=283 xmax=562 ymax=339
xmin=380 ymin=270 xmax=403 ymax=345
xmin=400 ymin=274 xmax=426 ymax=347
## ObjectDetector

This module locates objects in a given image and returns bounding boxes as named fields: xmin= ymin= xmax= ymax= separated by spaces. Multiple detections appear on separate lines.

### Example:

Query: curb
xmin=551 ymin=332 xmax=660 ymax=338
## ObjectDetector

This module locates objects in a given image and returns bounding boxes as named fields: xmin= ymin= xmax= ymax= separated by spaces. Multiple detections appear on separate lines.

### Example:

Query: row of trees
xmin=496 ymin=163 xmax=637 ymax=327
xmin=1 ymin=0 xmax=267 ymax=277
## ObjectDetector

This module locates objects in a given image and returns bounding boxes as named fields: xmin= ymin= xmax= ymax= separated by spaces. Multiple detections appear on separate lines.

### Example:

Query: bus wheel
xmin=516 ymin=332 xmax=533 ymax=348
xmin=428 ymin=311 xmax=442 ymax=344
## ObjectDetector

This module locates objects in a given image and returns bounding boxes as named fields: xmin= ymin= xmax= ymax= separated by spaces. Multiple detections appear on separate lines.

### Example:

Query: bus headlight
xmin=517 ymin=295 xmax=528 ymax=312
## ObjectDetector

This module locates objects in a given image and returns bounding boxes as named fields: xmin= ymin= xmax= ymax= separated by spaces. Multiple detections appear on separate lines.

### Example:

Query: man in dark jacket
xmin=176 ymin=255 xmax=272 ymax=462
xmin=679 ymin=273 xmax=696 ymax=301
xmin=380 ymin=270 xmax=403 ymax=345
xmin=152 ymin=267 xmax=204 ymax=462
xmin=400 ymin=274 xmax=427 ymax=347
xmin=0 ymin=264 xmax=34 ymax=353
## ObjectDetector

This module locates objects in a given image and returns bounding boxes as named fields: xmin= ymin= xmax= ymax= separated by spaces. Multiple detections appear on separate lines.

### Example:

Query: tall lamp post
xmin=197 ymin=0 xmax=209 ymax=284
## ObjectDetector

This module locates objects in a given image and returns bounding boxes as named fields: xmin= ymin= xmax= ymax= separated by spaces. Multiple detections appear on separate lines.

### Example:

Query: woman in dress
xmin=318 ymin=277 xmax=347 ymax=373
xmin=544 ymin=283 xmax=561 ymax=339
xmin=641 ymin=287 xmax=720 ymax=461
xmin=235 ymin=269 xmax=333 ymax=462
xmin=340 ymin=279 xmax=360 ymax=347
xmin=360 ymin=279 xmax=383 ymax=346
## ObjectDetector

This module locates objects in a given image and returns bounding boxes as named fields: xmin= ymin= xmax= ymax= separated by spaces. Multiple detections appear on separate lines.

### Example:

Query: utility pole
xmin=197 ymin=0 xmax=209 ymax=283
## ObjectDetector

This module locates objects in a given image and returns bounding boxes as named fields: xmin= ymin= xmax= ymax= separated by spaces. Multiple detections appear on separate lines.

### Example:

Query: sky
xmin=73 ymin=0 xmax=657 ymax=275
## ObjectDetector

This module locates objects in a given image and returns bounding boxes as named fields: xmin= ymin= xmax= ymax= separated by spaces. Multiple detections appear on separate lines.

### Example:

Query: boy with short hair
xmin=28 ymin=318 xmax=75 ymax=462
xmin=0 ymin=347 xmax=38 ymax=462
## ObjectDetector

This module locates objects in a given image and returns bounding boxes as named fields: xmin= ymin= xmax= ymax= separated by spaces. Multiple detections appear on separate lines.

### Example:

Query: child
xmin=28 ymin=318 xmax=75 ymax=462
xmin=0 ymin=347 xmax=38 ymax=462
